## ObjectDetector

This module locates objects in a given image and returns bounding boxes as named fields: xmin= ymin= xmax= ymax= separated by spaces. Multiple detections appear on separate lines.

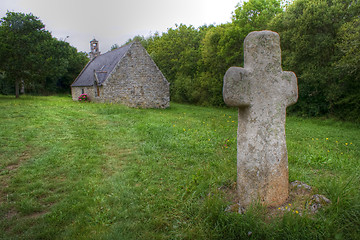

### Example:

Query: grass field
xmin=0 ymin=95 xmax=359 ymax=239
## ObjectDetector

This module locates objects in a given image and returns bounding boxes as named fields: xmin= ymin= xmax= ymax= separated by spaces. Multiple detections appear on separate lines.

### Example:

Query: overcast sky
xmin=1 ymin=0 xmax=241 ymax=53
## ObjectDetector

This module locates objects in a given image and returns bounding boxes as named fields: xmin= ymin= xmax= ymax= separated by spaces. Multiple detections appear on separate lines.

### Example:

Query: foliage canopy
xmin=127 ymin=0 xmax=359 ymax=121
xmin=0 ymin=11 xmax=88 ymax=97
xmin=1 ymin=0 xmax=359 ymax=120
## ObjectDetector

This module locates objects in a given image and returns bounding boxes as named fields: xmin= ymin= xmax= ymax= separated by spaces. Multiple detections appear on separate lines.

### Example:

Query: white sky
xmin=1 ymin=0 xmax=242 ymax=53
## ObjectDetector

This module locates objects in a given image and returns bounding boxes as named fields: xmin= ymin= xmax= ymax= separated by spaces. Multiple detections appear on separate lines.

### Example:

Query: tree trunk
xmin=20 ymin=79 xmax=25 ymax=94
xmin=15 ymin=79 xmax=20 ymax=98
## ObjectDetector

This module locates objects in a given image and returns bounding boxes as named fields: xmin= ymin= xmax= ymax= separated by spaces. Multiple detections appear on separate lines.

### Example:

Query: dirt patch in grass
xmin=102 ymin=147 xmax=137 ymax=175
xmin=4 ymin=208 xmax=18 ymax=220
xmin=4 ymin=146 xmax=33 ymax=172
xmin=105 ymin=147 xmax=136 ymax=159
xmin=26 ymin=209 xmax=49 ymax=219
xmin=0 ymin=146 xmax=33 ymax=208
xmin=222 ymin=180 xmax=332 ymax=219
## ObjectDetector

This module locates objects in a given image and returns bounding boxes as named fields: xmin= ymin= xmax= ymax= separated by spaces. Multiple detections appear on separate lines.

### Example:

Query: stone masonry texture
xmin=223 ymin=30 xmax=298 ymax=207
xmin=71 ymin=41 xmax=170 ymax=108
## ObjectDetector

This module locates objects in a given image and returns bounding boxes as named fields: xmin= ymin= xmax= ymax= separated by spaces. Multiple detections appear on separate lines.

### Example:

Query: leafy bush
xmin=78 ymin=93 xmax=89 ymax=102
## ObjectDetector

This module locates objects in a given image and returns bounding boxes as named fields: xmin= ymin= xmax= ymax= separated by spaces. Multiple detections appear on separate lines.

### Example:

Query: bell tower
xmin=90 ymin=38 xmax=100 ymax=59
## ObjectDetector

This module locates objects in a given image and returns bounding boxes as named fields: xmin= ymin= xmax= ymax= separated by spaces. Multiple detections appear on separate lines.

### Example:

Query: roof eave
xmin=70 ymin=57 xmax=95 ymax=87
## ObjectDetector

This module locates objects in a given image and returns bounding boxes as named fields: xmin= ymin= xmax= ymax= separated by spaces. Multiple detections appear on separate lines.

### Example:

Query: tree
xmin=197 ymin=24 xmax=241 ymax=105
xmin=0 ymin=12 xmax=88 ymax=96
xmin=333 ymin=17 xmax=360 ymax=120
xmin=232 ymin=0 xmax=283 ymax=31
xmin=110 ymin=44 xmax=120 ymax=51
xmin=57 ymin=49 xmax=88 ymax=94
xmin=0 ymin=12 xmax=51 ymax=98
xmin=144 ymin=24 xmax=204 ymax=103
xmin=270 ymin=0 xmax=358 ymax=117
xmin=31 ymin=37 xmax=88 ymax=94
xmin=194 ymin=0 xmax=283 ymax=106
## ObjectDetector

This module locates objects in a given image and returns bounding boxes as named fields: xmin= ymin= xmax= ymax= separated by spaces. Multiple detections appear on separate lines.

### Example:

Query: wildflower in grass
xmin=296 ymin=210 xmax=299 ymax=214
xmin=326 ymin=138 xmax=329 ymax=140
xmin=224 ymin=139 xmax=231 ymax=149
xmin=345 ymin=143 xmax=348 ymax=146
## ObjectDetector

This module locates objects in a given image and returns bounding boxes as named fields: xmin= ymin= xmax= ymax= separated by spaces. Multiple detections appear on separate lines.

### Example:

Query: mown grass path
xmin=0 ymin=96 xmax=359 ymax=239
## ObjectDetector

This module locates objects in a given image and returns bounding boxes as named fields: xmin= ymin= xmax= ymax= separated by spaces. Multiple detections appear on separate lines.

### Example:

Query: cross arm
xmin=223 ymin=67 xmax=251 ymax=107
xmin=281 ymin=71 xmax=298 ymax=107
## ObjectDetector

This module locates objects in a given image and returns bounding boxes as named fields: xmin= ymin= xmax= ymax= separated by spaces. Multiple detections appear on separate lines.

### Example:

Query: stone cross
xmin=223 ymin=30 xmax=298 ymax=207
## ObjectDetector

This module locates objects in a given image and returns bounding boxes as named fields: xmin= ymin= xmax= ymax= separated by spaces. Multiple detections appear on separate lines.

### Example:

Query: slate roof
xmin=71 ymin=42 xmax=133 ymax=87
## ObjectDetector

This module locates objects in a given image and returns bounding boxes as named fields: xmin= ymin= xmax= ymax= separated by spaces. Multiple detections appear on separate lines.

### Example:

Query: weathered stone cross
xmin=223 ymin=30 xmax=298 ymax=207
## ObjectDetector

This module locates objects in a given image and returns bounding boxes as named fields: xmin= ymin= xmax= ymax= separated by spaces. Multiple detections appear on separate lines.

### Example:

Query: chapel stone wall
xmin=71 ymin=86 xmax=97 ymax=101
xmin=101 ymin=42 xmax=170 ymax=108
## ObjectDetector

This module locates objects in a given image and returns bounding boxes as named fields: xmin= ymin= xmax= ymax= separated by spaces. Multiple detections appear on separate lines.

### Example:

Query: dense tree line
xmin=0 ymin=12 xmax=88 ymax=97
xmin=127 ymin=0 xmax=359 ymax=121
xmin=1 ymin=1 xmax=359 ymax=121
xmin=272 ymin=0 xmax=360 ymax=120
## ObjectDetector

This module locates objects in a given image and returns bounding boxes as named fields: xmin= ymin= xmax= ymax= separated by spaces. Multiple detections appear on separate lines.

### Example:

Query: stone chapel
xmin=71 ymin=39 xmax=170 ymax=108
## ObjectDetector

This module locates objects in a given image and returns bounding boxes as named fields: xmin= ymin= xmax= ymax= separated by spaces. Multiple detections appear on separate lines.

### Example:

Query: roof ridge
xmin=71 ymin=41 xmax=134 ymax=87
xmin=101 ymin=41 xmax=133 ymax=57
xmin=101 ymin=43 xmax=133 ymax=85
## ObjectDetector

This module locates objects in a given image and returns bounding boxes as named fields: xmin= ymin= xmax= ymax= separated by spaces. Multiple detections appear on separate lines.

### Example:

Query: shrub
xmin=78 ymin=93 xmax=90 ymax=102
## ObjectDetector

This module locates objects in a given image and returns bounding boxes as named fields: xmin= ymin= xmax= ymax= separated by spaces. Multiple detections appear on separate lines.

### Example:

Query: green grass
xmin=0 ymin=95 xmax=359 ymax=239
